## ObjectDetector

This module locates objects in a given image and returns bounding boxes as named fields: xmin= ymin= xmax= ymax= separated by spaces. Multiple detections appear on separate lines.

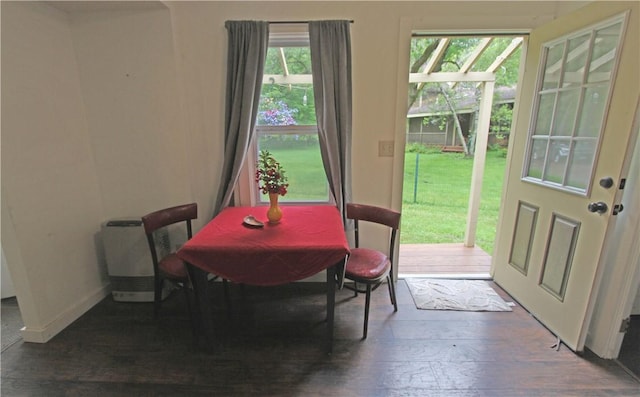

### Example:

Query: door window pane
xmin=543 ymin=139 xmax=570 ymax=184
xmin=576 ymin=85 xmax=608 ymax=137
xmin=588 ymin=22 xmax=622 ymax=83
xmin=528 ymin=138 xmax=548 ymax=179
xmin=533 ymin=93 xmax=555 ymax=136
xmin=524 ymin=16 xmax=625 ymax=194
xmin=566 ymin=139 xmax=597 ymax=190
xmin=561 ymin=33 xmax=590 ymax=88
xmin=551 ymin=89 xmax=579 ymax=136
xmin=542 ymin=43 xmax=564 ymax=90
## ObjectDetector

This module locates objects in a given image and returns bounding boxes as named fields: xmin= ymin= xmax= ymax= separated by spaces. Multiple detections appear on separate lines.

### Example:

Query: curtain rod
xmin=269 ymin=20 xmax=354 ymax=24
xmin=412 ymin=32 xmax=527 ymax=38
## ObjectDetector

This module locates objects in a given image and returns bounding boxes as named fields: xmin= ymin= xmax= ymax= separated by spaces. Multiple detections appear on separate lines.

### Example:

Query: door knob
xmin=587 ymin=202 xmax=608 ymax=214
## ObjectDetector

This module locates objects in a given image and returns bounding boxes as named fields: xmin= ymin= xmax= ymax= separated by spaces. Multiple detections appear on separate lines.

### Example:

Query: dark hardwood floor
xmin=618 ymin=315 xmax=640 ymax=381
xmin=1 ymin=297 xmax=22 ymax=352
xmin=2 ymin=280 xmax=639 ymax=396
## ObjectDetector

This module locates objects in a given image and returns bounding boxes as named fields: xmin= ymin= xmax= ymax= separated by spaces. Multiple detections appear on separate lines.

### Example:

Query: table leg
xmin=186 ymin=263 xmax=216 ymax=353
xmin=326 ymin=264 xmax=336 ymax=354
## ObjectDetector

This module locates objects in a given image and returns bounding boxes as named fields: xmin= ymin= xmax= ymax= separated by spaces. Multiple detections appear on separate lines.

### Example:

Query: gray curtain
xmin=214 ymin=21 xmax=269 ymax=215
xmin=309 ymin=20 xmax=353 ymax=225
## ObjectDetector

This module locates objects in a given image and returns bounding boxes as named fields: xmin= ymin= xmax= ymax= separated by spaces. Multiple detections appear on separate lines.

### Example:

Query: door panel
xmin=493 ymin=2 xmax=639 ymax=352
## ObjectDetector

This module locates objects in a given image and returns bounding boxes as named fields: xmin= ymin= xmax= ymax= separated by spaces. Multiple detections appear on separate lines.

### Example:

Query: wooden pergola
xmin=408 ymin=37 xmax=523 ymax=247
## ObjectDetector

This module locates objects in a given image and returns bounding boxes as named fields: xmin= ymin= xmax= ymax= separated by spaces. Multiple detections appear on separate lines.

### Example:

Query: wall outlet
xmin=379 ymin=141 xmax=394 ymax=157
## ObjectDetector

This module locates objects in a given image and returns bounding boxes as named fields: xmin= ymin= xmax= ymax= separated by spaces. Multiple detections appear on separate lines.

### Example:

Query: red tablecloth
xmin=177 ymin=205 xmax=350 ymax=286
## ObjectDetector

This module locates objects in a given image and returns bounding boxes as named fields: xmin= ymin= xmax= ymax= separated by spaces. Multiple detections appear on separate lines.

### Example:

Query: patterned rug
xmin=405 ymin=278 xmax=513 ymax=312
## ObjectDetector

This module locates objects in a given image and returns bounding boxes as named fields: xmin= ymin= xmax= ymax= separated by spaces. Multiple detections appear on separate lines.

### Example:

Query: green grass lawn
xmin=260 ymin=143 xmax=506 ymax=255
xmin=401 ymin=148 xmax=507 ymax=255
xmin=258 ymin=142 xmax=329 ymax=202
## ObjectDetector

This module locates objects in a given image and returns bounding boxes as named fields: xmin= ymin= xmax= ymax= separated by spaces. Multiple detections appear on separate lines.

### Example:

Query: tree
xmin=409 ymin=38 xmax=478 ymax=155
xmin=490 ymin=104 xmax=513 ymax=138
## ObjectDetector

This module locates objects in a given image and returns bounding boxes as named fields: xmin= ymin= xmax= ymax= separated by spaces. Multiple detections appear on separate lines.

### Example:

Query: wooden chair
xmin=342 ymin=203 xmax=401 ymax=339
xmin=141 ymin=203 xmax=199 ymax=320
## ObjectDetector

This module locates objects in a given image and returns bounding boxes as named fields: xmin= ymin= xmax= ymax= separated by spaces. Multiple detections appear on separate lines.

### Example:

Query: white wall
xmin=1 ymin=2 xmax=108 ymax=341
xmin=70 ymin=6 xmax=191 ymax=218
xmin=1 ymin=0 xmax=593 ymax=342
xmin=1 ymin=1 xmax=191 ymax=342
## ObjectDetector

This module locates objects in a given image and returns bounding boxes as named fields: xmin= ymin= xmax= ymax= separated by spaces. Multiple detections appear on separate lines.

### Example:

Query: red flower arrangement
xmin=255 ymin=150 xmax=289 ymax=196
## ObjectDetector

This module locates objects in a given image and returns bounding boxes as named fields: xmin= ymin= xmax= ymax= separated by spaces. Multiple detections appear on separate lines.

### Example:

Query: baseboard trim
xmin=399 ymin=273 xmax=492 ymax=280
xmin=20 ymin=285 xmax=110 ymax=343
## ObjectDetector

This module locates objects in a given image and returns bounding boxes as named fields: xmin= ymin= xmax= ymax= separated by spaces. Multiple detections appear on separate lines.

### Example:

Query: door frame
xmin=390 ymin=20 xmax=529 ymax=277
xmin=389 ymin=9 xmax=576 ymax=275
xmin=585 ymin=97 xmax=640 ymax=358
xmin=391 ymin=3 xmax=640 ymax=358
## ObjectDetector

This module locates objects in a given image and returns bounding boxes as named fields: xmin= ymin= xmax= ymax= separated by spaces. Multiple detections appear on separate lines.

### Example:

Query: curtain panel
xmin=309 ymin=20 xmax=353 ymax=226
xmin=214 ymin=20 xmax=269 ymax=215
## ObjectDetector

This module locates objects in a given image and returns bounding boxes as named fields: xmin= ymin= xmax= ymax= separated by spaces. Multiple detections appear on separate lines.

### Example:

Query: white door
xmin=493 ymin=2 xmax=639 ymax=352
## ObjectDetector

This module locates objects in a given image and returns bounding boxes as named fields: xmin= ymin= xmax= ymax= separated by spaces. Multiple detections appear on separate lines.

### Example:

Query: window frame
xmin=236 ymin=29 xmax=332 ymax=207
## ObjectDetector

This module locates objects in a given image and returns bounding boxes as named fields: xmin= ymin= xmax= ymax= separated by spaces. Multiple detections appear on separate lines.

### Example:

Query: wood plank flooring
xmin=399 ymin=243 xmax=492 ymax=277
xmin=2 ymin=281 xmax=638 ymax=396
xmin=1 ymin=297 xmax=22 ymax=352
xmin=618 ymin=315 xmax=640 ymax=380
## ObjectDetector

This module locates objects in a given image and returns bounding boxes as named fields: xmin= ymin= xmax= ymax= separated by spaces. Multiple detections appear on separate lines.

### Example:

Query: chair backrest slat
xmin=346 ymin=203 xmax=401 ymax=229
xmin=346 ymin=203 xmax=401 ymax=258
xmin=141 ymin=203 xmax=198 ymax=278
xmin=141 ymin=203 xmax=197 ymax=234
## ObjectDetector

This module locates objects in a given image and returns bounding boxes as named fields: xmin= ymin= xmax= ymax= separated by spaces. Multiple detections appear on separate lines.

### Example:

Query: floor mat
xmin=405 ymin=278 xmax=513 ymax=312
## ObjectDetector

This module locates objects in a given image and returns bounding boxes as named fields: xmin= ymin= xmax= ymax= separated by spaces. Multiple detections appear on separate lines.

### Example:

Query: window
xmin=251 ymin=31 xmax=329 ymax=204
xmin=523 ymin=16 xmax=625 ymax=193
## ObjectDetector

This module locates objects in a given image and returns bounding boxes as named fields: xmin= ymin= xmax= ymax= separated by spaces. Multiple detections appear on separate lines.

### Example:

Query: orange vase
xmin=267 ymin=192 xmax=283 ymax=224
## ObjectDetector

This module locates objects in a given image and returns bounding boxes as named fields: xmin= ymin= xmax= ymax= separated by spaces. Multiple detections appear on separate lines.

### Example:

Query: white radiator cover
xmin=101 ymin=219 xmax=171 ymax=302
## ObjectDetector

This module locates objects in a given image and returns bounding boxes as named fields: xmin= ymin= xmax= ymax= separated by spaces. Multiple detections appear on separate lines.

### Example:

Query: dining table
xmin=176 ymin=204 xmax=350 ymax=353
